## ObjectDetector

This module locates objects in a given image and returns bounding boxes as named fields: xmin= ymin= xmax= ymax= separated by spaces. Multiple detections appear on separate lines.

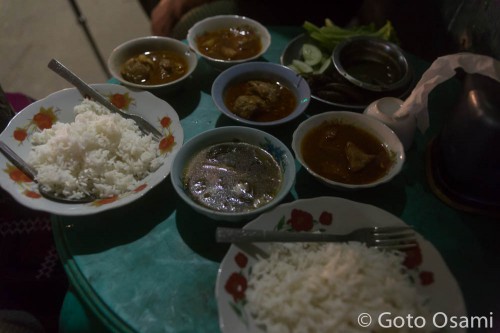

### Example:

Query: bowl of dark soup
xmin=292 ymin=111 xmax=405 ymax=190
xmin=171 ymin=126 xmax=295 ymax=221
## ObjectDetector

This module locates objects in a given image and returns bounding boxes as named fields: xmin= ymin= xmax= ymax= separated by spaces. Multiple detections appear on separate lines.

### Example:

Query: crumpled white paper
xmin=394 ymin=52 xmax=500 ymax=132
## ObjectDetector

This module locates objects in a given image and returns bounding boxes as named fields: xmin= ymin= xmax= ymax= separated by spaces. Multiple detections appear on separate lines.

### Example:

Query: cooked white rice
xmin=28 ymin=98 xmax=162 ymax=199
xmin=246 ymin=242 xmax=432 ymax=333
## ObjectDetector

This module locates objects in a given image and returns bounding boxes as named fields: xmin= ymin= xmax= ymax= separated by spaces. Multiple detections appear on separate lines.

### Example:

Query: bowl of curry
xmin=108 ymin=36 xmax=198 ymax=93
xmin=187 ymin=15 xmax=271 ymax=70
xmin=212 ymin=62 xmax=311 ymax=126
xmin=292 ymin=111 xmax=405 ymax=190
xmin=170 ymin=126 xmax=296 ymax=221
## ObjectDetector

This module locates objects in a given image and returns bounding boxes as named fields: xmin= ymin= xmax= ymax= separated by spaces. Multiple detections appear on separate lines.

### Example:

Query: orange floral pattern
xmin=12 ymin=106 xmax=59 ymax=144
xmin=158 ymin=116 xmax=176 ymax=154
xmin=2 ymin=164 xmax=40 ymax=200
xmin=108 ymin=92 xmax=133 ymax=110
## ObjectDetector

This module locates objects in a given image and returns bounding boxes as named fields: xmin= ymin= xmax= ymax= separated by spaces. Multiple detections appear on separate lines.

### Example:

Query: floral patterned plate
xmin=0 ymin=83 xmax=183 ymax=216
xmin=215 ymin=196 xmax=466 ymax=333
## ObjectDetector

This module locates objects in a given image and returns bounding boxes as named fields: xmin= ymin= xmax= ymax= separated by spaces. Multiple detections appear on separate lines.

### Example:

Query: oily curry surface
xmin=195 ymin=25 xmax=262 ymax=61
xmin=183 ymin=142 xmax=282 ymax=213
xmin=224 ymin=79 xmax=297 ymax=122
xmin=120 ymin=50 xmax=188 ymax=85
xmin=301 ymin=120 xmax=394 ymax=184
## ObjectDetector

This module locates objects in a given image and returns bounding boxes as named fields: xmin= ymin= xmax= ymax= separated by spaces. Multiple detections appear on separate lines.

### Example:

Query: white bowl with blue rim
xmin=212 ymin=62 xmax=311 ymax=126
xmin=170 ymin=126 xmax=295 ymax=221
xmin=187 ymin=15 xmax=271 ymax=71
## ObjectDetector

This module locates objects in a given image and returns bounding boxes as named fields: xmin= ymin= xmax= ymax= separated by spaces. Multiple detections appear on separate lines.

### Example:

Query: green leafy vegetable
xmin=303 ymin=19 xmax=399 ymax=53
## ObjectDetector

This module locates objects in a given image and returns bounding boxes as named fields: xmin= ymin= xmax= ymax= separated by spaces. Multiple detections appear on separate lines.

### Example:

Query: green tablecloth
xmin=53 ymin=26 xmax=500 ymax=333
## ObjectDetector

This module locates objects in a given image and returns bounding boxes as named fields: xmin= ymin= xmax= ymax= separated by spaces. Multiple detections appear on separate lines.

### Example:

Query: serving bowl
xmin=281 ymin=34 xmax=414 ymax=110
xmin=332 ymin=36 xmax=412 ymax=92
xmin=292 ymin=111 xmax=404 ymax=190
xmin=107 ymin=36 xmax=198 ymax=94
xmin=211 ymin=62 xmax=311 ymax=126
xmin=0 ymin=84 xmax=183 ymax=216
xmin=187 ymin=15 xmax=271 ymax=71
xmin=170 ymin=126 xmax=295 ymax=221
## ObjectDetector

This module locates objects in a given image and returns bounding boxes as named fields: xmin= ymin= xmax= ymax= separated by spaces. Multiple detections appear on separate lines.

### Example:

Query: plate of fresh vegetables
xmin=280 ymin=19 xmax=414 ymax=110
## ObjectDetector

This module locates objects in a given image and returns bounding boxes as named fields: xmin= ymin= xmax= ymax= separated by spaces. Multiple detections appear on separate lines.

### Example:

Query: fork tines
xmin=371 ymin=226 xmax=418 ymax=250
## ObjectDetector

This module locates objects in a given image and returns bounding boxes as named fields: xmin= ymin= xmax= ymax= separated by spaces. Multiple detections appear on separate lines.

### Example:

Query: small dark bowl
xmin=332 ymin=36 xmax=412 ymax=92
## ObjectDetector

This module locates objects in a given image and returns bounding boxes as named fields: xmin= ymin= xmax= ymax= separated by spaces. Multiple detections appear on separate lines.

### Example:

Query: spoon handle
xmin=0 ymin=140 xmax=37 ymax=180
xmin=47 ymin=59 xmax=162 ymax=140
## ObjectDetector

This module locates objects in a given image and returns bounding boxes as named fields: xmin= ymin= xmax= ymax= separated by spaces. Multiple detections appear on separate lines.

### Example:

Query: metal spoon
xmin=0 ymin=140 xmax=95 ymax=203
xmin=47 ymin=58 xmax=162 ymax=140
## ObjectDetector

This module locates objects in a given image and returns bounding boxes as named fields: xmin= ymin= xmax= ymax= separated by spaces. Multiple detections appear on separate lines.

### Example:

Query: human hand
xmin=151 ymin=0 xmax=212 ymax=36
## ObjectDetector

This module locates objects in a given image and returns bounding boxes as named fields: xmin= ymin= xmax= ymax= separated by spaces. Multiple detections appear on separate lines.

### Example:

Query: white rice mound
xmin=246 ymin=242 xmax=432 ymax=333
xmin=28 ymin=98 xmax=162 ymax=199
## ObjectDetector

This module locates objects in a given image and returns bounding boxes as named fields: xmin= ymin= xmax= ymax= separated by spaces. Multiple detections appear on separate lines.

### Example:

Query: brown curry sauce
xmin=195 ymin=25 xmax=262 ymax=61
xmin=120 ymin=50 xmax=188 ymax=85
xmin=301 ymin=120 xmax=394 ymax=184
xmin=224 ymin=79 xmax=297 ymax=122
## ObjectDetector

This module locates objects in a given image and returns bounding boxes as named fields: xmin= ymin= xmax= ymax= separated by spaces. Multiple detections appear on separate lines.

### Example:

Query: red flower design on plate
xmin=287 ymin=209 xmax=314 ymax=231
xmin=319 ymin=211 xmax=333 ymax=225
xmin=235 ymin=252 xmax=248 ymax=268
xmin=160 ymin=116 xmax=172 ymax=128
xmin=13 ymin=128 xmax=28 ymax=142
xmin=402 ymin=245 xmax=423 ymax=269
xmin=32 ymin=107 xmax=57 ymax=130
xmin=109 ymin=93 xmax=132 ymax=109
xmin=159 ymin=134 xmax=175 ymax=153
xmin=6 ymin=165 xmax=32 ymax=183
xmin=419 ymin=271 xmax=434 ymax=286
xmin=225 ymin=272 xmax=247 ymax=302
xmin=93 ymin=195 xmax=118 ymax=206
xmin=134 ymin=184 xmax=147 ymax=192
xmin=24 ymin=190 xmax=42 ymax=199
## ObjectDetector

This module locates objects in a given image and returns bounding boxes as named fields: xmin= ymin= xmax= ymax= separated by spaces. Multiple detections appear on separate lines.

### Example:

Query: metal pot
xmin=430 ymin=73 xmax=500 ymax=216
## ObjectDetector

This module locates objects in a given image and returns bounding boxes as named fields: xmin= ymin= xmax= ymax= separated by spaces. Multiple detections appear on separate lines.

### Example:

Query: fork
xmin=216 ymin=226 xmax=418 ymax=250
xmin=47 ymin=59 xmax=163 ymax=140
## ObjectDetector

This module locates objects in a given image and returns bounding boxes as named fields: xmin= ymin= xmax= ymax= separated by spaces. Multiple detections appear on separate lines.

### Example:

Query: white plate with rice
xmin=216 ymin=196 xmax=466 ymax=333
xmin=0 ymin=83 xmax=183 ymax=216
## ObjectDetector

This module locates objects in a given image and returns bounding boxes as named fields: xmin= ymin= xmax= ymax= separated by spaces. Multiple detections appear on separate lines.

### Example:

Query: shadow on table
xmin=293 ymin=165 xmax=408 ymax=219
xmin=174 ymin=190 xmax=296 ymax=263
xmin=56 ymin=178 xmax=177 ymax=255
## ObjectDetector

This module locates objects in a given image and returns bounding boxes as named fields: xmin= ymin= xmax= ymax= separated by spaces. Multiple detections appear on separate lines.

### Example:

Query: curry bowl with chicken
xmin=108 ymin=36 xmax=198 ymax=94
xmin=187 ymin=15 xmax=271 ymax=70
xmin=292 ymin=111 xmax=405 ymax=190
xmin=212 ymin=62 xmax=311 ymax=126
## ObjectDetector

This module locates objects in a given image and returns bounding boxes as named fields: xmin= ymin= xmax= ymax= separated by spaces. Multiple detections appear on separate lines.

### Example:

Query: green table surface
xmin=53 ymin=26 xmax=500 ymax=333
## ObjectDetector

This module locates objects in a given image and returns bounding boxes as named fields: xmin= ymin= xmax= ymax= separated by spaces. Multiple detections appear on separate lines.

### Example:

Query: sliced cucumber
xmin=287 ymin=63 xmax=300 ymax=74
xmin=314 ymin=57 xmax=331 ymax=74
xmin=292 ymin=59 xmax=314 ymax=74
xmin=301 ymin=43 xmax=323 ymax=66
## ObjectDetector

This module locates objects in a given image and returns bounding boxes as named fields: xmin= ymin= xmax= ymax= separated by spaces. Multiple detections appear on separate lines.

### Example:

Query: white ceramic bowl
xmin=187 ymin=15 xmax=271 ymax=71
xmin=170 ymin=126 xmax=295 ymax=221
xmin=292 ymin=111 xmax=405 ymax=190
xmin=107 ymin=36 xmax=198 ymax=93
xmin=211 ymin=62 xmax=311 ymax=126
